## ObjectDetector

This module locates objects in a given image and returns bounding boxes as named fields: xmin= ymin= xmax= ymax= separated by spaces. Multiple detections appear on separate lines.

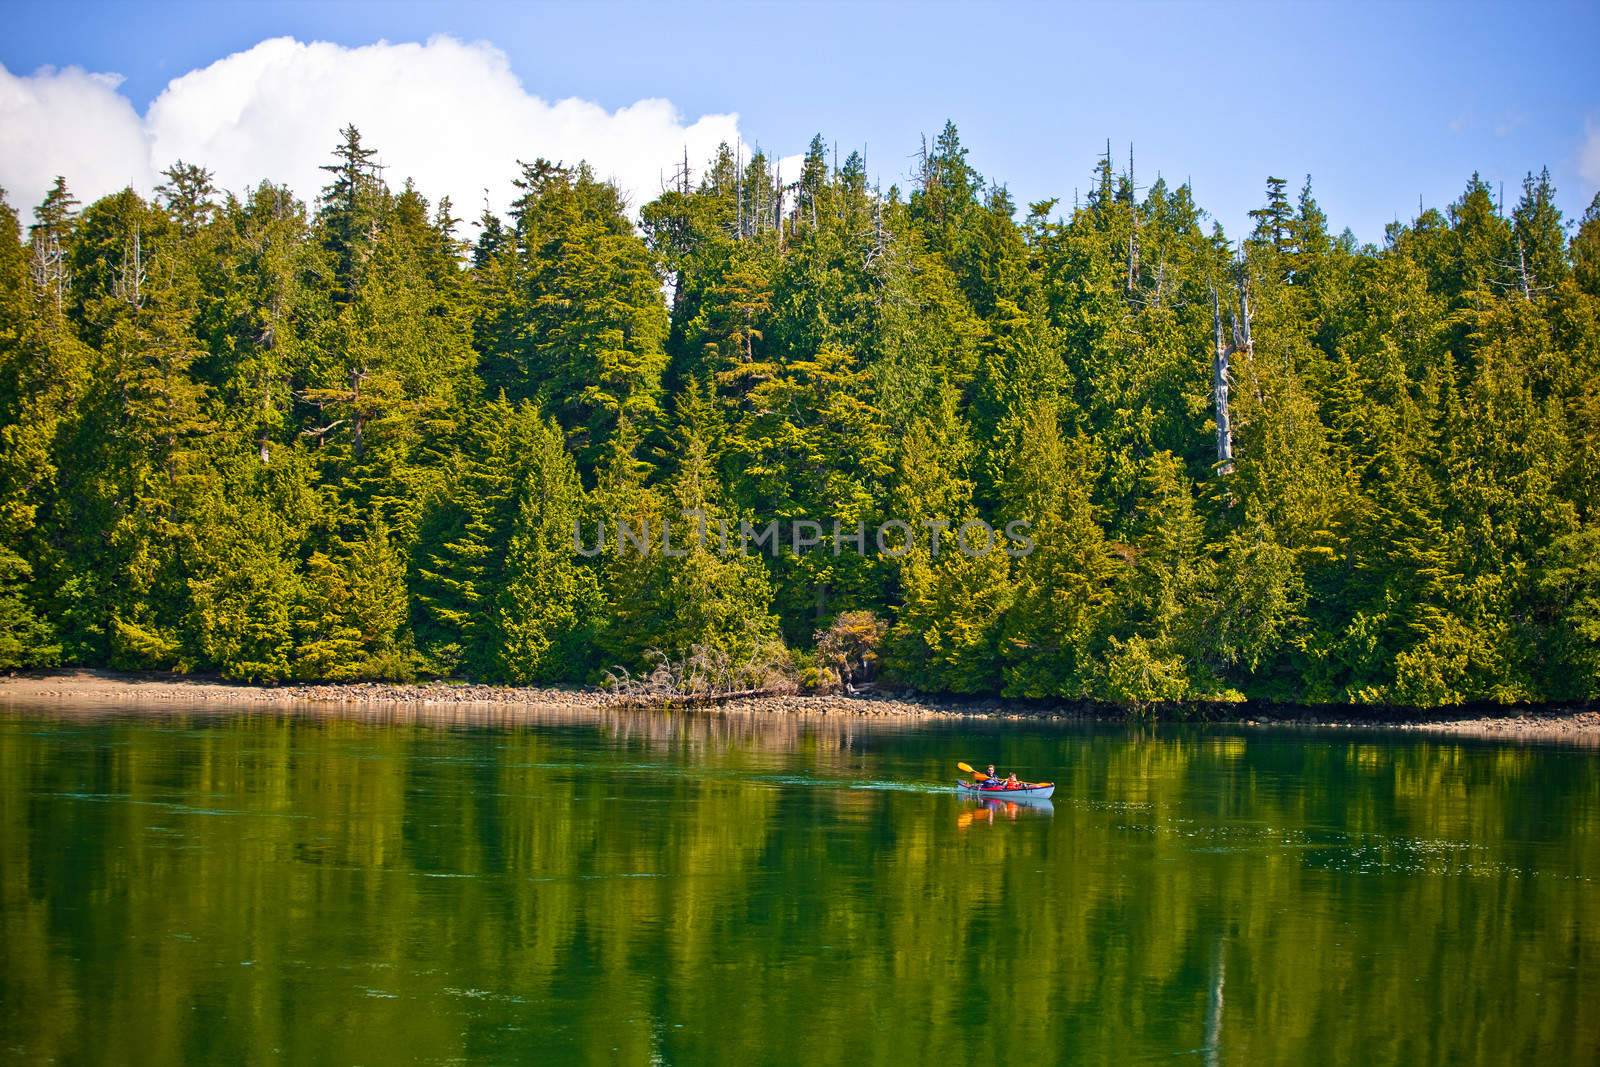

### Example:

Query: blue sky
xmin=2 ymin=0 xmax=1597 ymax=241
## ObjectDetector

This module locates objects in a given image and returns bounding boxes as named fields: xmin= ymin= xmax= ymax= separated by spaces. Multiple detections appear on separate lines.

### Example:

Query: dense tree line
xmin=3 ymin=122 xmax=1600 ymax=705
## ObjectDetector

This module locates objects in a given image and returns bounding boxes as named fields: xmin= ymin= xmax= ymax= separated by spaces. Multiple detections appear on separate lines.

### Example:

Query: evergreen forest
xmin=5 ymin=122 xmax=1600 ymax=706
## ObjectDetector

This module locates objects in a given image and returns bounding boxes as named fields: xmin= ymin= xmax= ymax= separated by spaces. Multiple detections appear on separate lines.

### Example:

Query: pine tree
xmin=884 ymin=391 xmax=1012 ymax=693
xmin=891 ymin=547 xmax=1013 ymax=694
xmin=196 ymin=182 xmax=330 ymax=462
xmin=998 ymin=400 xmax=1119 ymax=697
xmin=1210 ymin=521 xmax=1307 ymax=686
xmin=188 ymin=477 xmax=299 ymax=681
xmin=2 ymin=183 xmax=94 ymax=662
xmin=493 ymin=414 xmax=602 ymax=683
xmin=28 ymin=177 xmax=78 ymax=313
xmin=1289 ymin=176 xmax=1330 ymax=282
xmin=1125 ymin=451 xmax=1211 ymax=657
xmin=1538 ymin=526 xmax=1600 ymax=697
xmin=1572 ymin=192 xmax=1600 ymax=298
xmin=1447 ymin=173 xmax=1512 ymax=299
xmin=53 ymin=189 xmax=214 ymax=669
xmin=296 ymin=513 xmax=415 ymax=680
xmin=910 ymin=121 xmax=982 ymax=260
xmin=590 ymin=413 xmax=668 ymax=671
xmin=317 ymin=124 xmax=383 ymax=299
xmin=412 ymin=394 xmax=541 ymax=677
xmin=654 ymin=424 xmax=782 ymax=675
xmin=596 ymin=414 xmax=781 ymax=685
xmin=725 ymin=343 xmax=891 ymax=637
xmin=971 ymin=294 xmax=1070 ymax=505
xmin=155 ymin=162 xmax=219 ymax=238
xmin=479 ymin=161 xmax=667 ymax=471
xmin=1510 ymin=167 xmax=1567 ymax=297
xmin=0 ymin=190 xmax=60 ymax=666
xmin=1248 ymin=177 xmax=1294 ymax=255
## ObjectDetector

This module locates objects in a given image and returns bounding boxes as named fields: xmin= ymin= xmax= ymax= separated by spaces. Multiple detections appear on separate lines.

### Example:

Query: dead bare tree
xmin=602 ymin=645 xmax=796 ymax=705
xmin=1487 ymin=237 xmax=1554 ymax=302
xmin=1126 ymin=143 xmax=1140 ymax=293
xmin=773 ymin=164 xmax=785 ymax=251
xmin=1210 ymin=262 xmax=1253 ymax=477
xmin=30 ymin=236 xmax=68 ymax=314
xmin=117 ymin=221 xmax=146 ymax=310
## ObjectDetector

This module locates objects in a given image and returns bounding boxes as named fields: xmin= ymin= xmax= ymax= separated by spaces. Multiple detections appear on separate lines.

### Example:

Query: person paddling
xmin=957 ymin=761 xmax=1020 ymax=790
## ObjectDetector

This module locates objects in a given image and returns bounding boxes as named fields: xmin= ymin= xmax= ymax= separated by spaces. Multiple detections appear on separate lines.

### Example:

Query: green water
xmin=1 ymin=704 xmax=1596 ymax=1065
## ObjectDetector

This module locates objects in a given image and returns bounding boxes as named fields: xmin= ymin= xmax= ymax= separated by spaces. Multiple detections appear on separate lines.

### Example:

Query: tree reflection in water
xmin=0 ymin=702 xmax=1595 ymax=1064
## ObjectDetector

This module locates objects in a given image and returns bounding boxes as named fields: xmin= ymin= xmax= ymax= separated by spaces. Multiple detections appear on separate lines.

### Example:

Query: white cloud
xmin=1581 ymin=120 xmax=1600 ymax=191
xmin=0 ymin=64 xmax=155 ymax=211
xmin=0 ymin=35 xmax=755 ymax=224
xmin=775 ymin=153 xmax=807 ymax=184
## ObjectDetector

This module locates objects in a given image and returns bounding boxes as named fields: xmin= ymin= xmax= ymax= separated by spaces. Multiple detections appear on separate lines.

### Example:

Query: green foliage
xmin=1211 ymin=523 xmax=1306 ymax=678
xmin=296 ymin=514 xmax=416 ymax=682
xmin=478 ymin=160 xmax=667 ymax=470
xmin=412 ymin=395 xmax=555 ymax=677
xmin=1574 ymin=193 xmax=1600 ymax=299
xmin=998 ymin=401 xmax=1119 ymax=698
xmin=1101 ymin=634 xmax=1192 ymax=709
xmin=189 ymin=500 xmax=297 ymax=682
xmin=1539 ymin=527 xmax=1600 ymax=697
xmin=884 ymin=394 xmax=1012 ymax=694
xmin=493 ymin=417 xmax=602 ymax=684
xmin=888 ymin=548 xmax=1012 ymax=694
xmin=0 ymin=542 xmax=57 ymax=669
xmin=2 ymin=126 xmax=1598 ymax=706
xmin=603 ymin=418 xmax=782 ymax=675
xmin=0 ymin=190 xmax=62 ymax=666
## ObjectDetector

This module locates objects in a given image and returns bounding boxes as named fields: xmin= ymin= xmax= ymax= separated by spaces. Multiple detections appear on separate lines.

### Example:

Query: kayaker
xmin=983 ymin=764 xmax=1001 ymax=786
xmin=1004 ymin=772 xmax=1020 ymax=789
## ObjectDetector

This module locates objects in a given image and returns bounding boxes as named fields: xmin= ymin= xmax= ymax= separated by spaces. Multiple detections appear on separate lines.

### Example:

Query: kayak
xmin=956 ymin=780 xmax=1055 ymax=799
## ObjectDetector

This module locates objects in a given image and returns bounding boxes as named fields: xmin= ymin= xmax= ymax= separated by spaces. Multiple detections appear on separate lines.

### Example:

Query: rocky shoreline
xmin=2 ymin=669 xmax=1598 ymax=744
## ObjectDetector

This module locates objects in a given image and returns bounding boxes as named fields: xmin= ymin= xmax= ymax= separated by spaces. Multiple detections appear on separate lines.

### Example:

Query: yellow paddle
xmin=956 ymin=761 xmax=987 ymax=781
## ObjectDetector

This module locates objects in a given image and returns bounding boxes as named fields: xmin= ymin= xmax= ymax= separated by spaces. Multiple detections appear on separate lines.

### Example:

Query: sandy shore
xmin=2 ymin=669 xmax=1598 ymax=745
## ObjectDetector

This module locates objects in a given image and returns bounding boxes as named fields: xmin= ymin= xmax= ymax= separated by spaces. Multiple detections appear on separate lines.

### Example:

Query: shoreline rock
xmin=2 ymin=668 xmax=1597 ymax=744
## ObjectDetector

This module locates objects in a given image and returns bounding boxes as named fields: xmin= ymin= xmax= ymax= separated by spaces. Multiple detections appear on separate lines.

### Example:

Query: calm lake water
xmin=1 ymin=702 xmax=1596 ymax=1065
